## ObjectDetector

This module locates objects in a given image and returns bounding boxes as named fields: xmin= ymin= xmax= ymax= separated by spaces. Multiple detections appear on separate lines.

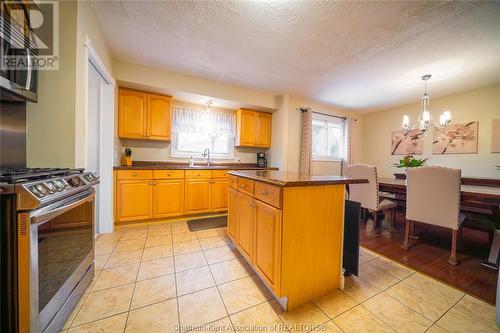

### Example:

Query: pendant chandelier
xmin=402 ymin=74 xmax=451 ymax=135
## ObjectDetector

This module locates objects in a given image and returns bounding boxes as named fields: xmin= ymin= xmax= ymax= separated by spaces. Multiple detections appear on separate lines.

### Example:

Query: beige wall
xmin=114 ymin=61 xmax=278 ymax=110
xmin=117 ymin=100 xmax=268 ymax=164
xmin=27 ymin=1 xmax=77 ymax=167
xmin=361 ymin=84 xmax=500 ymax=178
xmin=27 ymin=0 xmax=113 ymax=168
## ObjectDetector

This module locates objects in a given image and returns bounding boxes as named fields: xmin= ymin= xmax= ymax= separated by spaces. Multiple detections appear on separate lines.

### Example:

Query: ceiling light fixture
xmin=402 ymin=74 xmax=451 ymax=135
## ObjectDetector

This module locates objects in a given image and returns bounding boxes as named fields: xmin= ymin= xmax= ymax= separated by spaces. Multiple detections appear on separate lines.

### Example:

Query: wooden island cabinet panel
xmin=237 ymin=192 xmax=255 ymax=262
xmin=254 ymin=200 xmax=282 ymax=293
xmin=227 ymin=188 xmax=239 ymax=242
xmin=227 ymin=172 xmax=349 ymax=311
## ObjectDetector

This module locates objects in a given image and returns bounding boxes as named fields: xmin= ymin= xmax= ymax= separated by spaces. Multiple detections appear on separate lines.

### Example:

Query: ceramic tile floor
xmin=62 ymin=221 xmax=500 ymax=333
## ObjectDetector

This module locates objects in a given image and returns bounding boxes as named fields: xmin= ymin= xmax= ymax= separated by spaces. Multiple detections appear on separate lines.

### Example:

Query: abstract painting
xmin=432 ymin=121 xmax=479 ymax=154
xmin=391 ymin=130 xmax=424 ymax=155
xmin=492 ymin=119 xmax=500 ymax=153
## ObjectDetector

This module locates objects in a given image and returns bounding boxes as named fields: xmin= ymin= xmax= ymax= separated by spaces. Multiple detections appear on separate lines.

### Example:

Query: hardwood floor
xmin=360 ymin=211 xmax=498 ymax=304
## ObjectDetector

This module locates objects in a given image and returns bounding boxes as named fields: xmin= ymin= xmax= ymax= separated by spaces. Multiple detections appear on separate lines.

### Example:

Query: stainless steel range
xmin=0 ymin=168 xmax=99 ymax=333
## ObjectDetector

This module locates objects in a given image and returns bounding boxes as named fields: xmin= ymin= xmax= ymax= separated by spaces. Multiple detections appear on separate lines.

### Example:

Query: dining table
xmin=378 ymin=177 xmax=500 ymax=270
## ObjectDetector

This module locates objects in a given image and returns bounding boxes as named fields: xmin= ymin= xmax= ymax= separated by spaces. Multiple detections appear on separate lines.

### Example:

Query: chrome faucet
xmin=202 ymin=148 xmax=211 ymax=166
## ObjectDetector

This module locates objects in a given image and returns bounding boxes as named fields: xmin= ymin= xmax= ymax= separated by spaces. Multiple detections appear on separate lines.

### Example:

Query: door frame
xmin=83 ymin=34 xmax=115 ymax=233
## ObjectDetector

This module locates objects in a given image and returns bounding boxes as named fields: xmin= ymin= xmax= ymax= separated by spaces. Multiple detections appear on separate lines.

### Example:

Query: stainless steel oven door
xmin=17 ymin=189 xmax=95 ymax=333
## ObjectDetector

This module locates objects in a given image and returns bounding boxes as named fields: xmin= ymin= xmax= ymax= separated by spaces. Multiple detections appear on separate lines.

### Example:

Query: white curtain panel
xmin=173 ymin=107 xmax=236 ymax=138
xmin=342 ymin=117 xmax=357 ymax=176
xmin=299 ymin=108 xmax=313 ymax=174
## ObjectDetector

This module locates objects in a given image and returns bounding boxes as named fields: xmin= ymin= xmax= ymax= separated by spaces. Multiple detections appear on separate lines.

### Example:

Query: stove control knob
xmin=32 ymin=184 xmax=48 ymax=197
xmin=31 ymin=185 xmax=44 ymax=197
xmin=44 ymin=182 xmax=56 ymax=194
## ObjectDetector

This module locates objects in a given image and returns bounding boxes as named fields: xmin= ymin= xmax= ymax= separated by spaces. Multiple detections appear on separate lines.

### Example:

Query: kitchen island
xmin=227 ymin=170 xmax=368 ymax=310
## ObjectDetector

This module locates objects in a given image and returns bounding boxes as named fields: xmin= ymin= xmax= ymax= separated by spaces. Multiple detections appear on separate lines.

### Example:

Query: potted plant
xmin=394 ymin=155 xmax=428 ymax=182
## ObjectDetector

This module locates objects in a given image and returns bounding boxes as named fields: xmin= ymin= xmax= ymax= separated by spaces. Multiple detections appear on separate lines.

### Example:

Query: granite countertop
xmin=114 ymin=161 xmax=278 ymax=171
xmin=228 ymin=170 xmax=369 ymax=187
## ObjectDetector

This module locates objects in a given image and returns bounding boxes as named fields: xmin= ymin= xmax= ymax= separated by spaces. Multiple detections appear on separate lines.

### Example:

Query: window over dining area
xmin=312 ymin=113 xmax=345 ymax=161
xmin=171 ymin=107 xmax=236 ymax=159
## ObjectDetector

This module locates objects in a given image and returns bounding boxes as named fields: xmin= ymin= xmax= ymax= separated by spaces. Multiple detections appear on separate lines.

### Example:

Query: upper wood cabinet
xmin=147 ymin=93 xmax=172 ymax=140
xmin=118 ymin=88 xmax=172 ymax=141
xmin=236 ymin=109 xmax=272 ymax=148
xmin=118 ymin=89 xmax=147 ymax=139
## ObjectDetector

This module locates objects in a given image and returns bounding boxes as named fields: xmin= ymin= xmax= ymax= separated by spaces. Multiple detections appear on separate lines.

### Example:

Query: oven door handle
xmin=30 ymin=191 xmax=95 ymax=225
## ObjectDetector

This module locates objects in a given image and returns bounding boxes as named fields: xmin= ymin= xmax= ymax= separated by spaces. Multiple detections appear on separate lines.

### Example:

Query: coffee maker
xmin=257 ymin=153 xmax=267 ymax=167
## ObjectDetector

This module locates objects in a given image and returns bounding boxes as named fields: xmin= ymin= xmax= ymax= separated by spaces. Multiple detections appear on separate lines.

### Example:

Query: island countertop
xmin=228 ymin=170 xmax=369 ymax=187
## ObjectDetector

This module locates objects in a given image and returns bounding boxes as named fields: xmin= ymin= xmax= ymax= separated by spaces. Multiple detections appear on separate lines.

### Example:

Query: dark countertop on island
xmin=228 ymin=170 xmax=369 ymax=187
xmin=114 ymin=161 xmax=278 ymax=171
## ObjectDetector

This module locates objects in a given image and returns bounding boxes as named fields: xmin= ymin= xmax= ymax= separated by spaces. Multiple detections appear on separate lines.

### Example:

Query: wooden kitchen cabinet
xmin=227 ymin=188 xmax=239 ymax=242
xmin=153 ymin=179 xmax=184 ymax=218
xmin=185 ymin=179 xmax=212 ymax=214
xmin=254 ymin=200 xmax=282 ymax=292
xmin=256 ymin=112 xmax=272 ymax=147
xmin=236 ymin=109 xmax=272 ymax=148
xmin=114 ymin=168 xmax=237 ymax=223
xmin=116 ymin=179 xmax=153 ymax=222
xmin=118 ymin=88 xmax=172 ymax=141
xmin=211 ymin=178 xmax=230 ymax=212
xmin=228 ymin=173 xmax=348 ymax=310
xmin=118 ymin=89 xmax=147 ymax=139
xmin=237 ymin=192 xmax=255 ymax=262
xmin=147 ymin=93 xmax=172 ymax=140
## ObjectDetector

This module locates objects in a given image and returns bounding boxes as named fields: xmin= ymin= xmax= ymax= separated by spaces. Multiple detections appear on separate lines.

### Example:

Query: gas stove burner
xmin=0 ymin=168 xmax=72 ymax=184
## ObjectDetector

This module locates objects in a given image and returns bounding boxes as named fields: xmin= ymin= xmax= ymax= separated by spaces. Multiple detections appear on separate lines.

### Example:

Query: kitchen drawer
xmin=237 ymin=177 xmax=254 ymax=196
xmin=229 ymin=175 xmax=238 ymax=189
xmin=185 ymin=170 xmax=212 ymax=179
xmin=254 ymin=181 xmax=282 ymax=209
xmin=154 ymin=170 xmax=185 ymax=179
xmin=116 ymin=170 xmax=153 ymax=180
xmin=212 ymin=170 xmax=230 ymax=178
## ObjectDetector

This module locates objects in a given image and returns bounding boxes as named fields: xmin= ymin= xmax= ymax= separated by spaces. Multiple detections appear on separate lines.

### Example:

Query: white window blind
xmin=171 ymin=107 xmax=236 ymax=159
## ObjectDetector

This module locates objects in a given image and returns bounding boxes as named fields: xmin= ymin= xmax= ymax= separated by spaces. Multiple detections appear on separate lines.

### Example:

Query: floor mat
xmin=187 ymin=216 xmax=227 ymax=231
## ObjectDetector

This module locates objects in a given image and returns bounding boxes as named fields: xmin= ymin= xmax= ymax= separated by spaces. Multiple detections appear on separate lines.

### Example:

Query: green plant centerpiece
xmin=394 ymin=155 xmax=428 ymax=168
xmin=394 ymin=155 xmax=428 ymax=183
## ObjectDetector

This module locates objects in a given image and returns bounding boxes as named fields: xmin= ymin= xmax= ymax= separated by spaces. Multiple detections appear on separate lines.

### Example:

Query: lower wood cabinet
xmin=254 ymin=200 xmax=282 ymax=292
xmin=211 ymin=179 xmax=230 ymax=212
xmin=115 ymin=169 xmax=233 ymax=223
xmin=237 ymin=192 xmax=255 ymax=262
xmin=185 ymin=179 xmax=212 ymax=214
xmin=153 ymin=179 xmax=184 ymax=218
xmin=227 ymin=188 xmax=239 ymax=242
xmin=116 ymin=179 xmax=153 ymax=222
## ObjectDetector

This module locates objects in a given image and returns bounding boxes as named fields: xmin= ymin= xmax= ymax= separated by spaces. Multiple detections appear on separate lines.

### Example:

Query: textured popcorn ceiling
xmin=90 ymin=1 xmax=500 ymax=112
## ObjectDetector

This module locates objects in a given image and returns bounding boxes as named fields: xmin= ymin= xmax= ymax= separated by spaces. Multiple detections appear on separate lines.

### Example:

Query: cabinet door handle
xmin=132 ymin=173 xmax=138 ymax=177
xmin=250 ymin=201 xmax=256 ymax=208
xmin=240 ymin=184 xmax=247 ymax=188
xmin=149 ymin=182 xmax=155 ymax=185
xmin=260 ymin=190 xmax=268 ymax=195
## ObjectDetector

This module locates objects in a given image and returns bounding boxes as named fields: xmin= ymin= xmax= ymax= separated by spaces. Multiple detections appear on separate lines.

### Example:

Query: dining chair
xmin=348 ymin=164 xmax=397 ymax=236
xmin=403 ymin=166 xmax=465 ymax=265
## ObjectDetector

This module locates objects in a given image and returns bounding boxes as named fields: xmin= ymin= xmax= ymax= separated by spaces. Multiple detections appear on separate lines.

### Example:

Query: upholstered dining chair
xmin=348 ymin=164 xmax=397 ymax=236
xmin=403 ymin=166 xmax=465 ymax=265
